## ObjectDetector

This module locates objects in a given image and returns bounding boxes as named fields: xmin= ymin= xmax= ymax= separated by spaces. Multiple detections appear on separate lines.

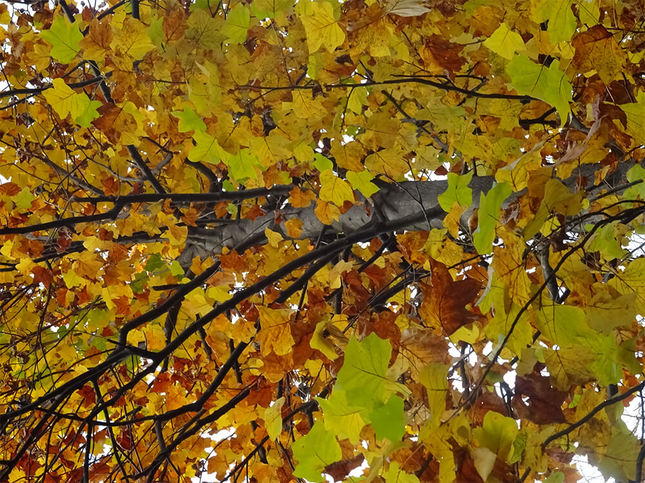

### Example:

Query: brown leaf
xmin=572 ymin=26 xmax=627 ymax=85
xmin=0 ymin=182 xmax=20 ymax=196
xmin=419 ymin=260 xmax=484 ymax=335
xmin=512 ymin=372 xmax=567 ymax=424
xmin=324 ymin=454 xmax=365 ymax=481
xmin=421 ymin=35 xmax=466 ymax=75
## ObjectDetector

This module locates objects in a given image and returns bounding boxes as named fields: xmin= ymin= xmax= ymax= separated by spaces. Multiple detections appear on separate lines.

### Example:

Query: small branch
xmin=0 ymin=204 xmax=123 ymax=235
xmin=127 ymin=146 xmax=166 ymax=194
xmin=71 ymin=186 xmax=292 ymax=205
xmin=130 ymin=0 xmax=140 ymax=19
xmin=542 ymin=380 xmax=645 ymax=449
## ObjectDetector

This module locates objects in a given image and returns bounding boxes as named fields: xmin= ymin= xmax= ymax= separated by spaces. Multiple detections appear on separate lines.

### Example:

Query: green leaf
xmin=541 ymin=0 xmax=577 ymax=43
xmin=314 ymin=153 xmax=333 ymax=172
xmin=14 ymin=188 xmax=35 ymax=210
xmin=336 ymin=333 xmax=394 ymax=407
xmin=292 ymin=421 xmax=341 ymax=482
xmin=483 ymin=23 xmax=526 ymax=59
xmin=472 ymin=182 xmax=512 ymax=254
xmin=86 ymin=308 xmax=112 ymax=332
xmin=40 ymin=15 xmax=83 ymax=63
xmin=368 ymin=395 xmax=405 ymax=442
xmin=506 ymin=55 xmax=572 ymax=125
xmin=190 ymin=131 xmax=225 ymax=164
xmin=587 ymin=221 xmax=628 ymax=260
xmin=223 ymin=148 xmax=262 ymax=181
xmin=43 ymin=79 xmax=102 ymax=128
xmin=169 ymin=260 xmax=184 ymax=277
xmin=75 ymin=98 xmax=102 ymax=127
xmin=625 ymin=159 xmax=645 ymax=199
xmin=222 ymin=4 xmax=250 ymax=44
xmin=346 ymin=170 xmax=379 ymax=198
xmin=145 ymin=253 xmax=165 ymax=272
xmin=595 ymin=424 xmax=640 ymax=481
xmin=620 ymin=90 xmax=645 ymax=146
xmin=173 ymin=107 xmax=206 ymax=133
xmin=382 ymin=462 xmax=420 ymax=483
xmin=544 ymin=472 xmax=564 ymax=483
xmin=437 ymin=171 xmax=473 ymax=211
xmin=130 ymin=272 xmax=149 ymax=294
xmin=473 ymin=411 xmax=518 ymax=462
xmin=316 ymin=390 xmax=365 ymax=444
xmin=509 ymin=431 xmax=527 ymax=464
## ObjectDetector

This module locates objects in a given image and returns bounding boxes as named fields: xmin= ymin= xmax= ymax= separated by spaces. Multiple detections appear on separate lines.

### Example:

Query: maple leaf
xmin=40 ymin=15 xmax=83 ymax=63
xmin=506 ymin=55 xmax=573 ymax=125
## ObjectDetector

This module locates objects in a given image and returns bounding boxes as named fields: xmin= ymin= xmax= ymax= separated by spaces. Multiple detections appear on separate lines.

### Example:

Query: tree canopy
xmin=0 ymin=0 xmax=644 ymax=481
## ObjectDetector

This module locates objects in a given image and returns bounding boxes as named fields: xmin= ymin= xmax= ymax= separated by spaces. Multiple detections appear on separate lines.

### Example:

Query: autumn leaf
xmin=506 ymin=55 xmax=572 ymax=125
xmin=319 ymin=169 xmax=355 ymax=206
xmin=41 ymin=15 xmax=83 ymax=63
xmin=297 ymin=1 xmax=345 ymax=53
xmin=43 ymin=79 xmax=102 ymax=127
xmin=292 ymin=421 xmax=342 ymax=482
xmin=484 ymin=23 xmax=526 ymax=60
xmin=419 ymin=261 xmax=484 ymax=334
xmin=222 ymin=4 xmax=250 ymax=44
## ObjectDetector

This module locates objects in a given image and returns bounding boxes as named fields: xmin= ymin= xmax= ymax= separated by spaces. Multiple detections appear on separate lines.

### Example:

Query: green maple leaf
xmin=14 ymin=188 xmax=35 ymax=210
xmin=43 ymin=79 xmax=102 ymax=128
xmin=316 ymin=390 xmax=365 ymax=444
xmin=172 ymin=107 xmax=206 ymax=133
xmin=223 ymin=148 xmax=262 ymax=181
xmin=292 ymin=421 xmax=341 ymax=482
xmin=472 ymin=182 xmax=512 ymax=254
xmin=336 ymin=333 xmax=399 ymax=407
xmin=437 ymin=171 xmax=473 ymax=211
xmin=346 ymin=169 xmax=379 ymax=198
xmin=367 ymin=395 xmax=405 ymax=442
xmin=222 ymin=4 xmax=250 ymax=44
xmin=190 ymin=131 xmax=226 ymax=164
xmin=506 ymin=55 xmax=572 ymax=125
xmin=40 ymin=15 xmax=83 ymax=63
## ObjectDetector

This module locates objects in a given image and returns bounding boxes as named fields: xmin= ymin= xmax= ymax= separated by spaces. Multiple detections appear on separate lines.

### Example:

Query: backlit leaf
xmin=40 ymin=15 xmax=83 ymax=63
xmin=472 ymin=182 xmax=512 ymax=254
xmin=319 ymin=170 xmax=355 ymax=206
xmin=484 ymin=23 xmax=526 ymax=60
xmin=298 ymin=1 xmax=345 ymax=53
xmin=292 ymin=421 xmax=341 ymax=482
xmin=222 ymin=4 xmax=250 ymax=44
xmin=506 ymin=55 xmax=572 ymax=125
xmin=437 ymin=171 xmax=473 ymax=211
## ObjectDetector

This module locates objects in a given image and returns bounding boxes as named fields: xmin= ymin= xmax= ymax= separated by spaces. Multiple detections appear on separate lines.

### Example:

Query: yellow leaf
xmin=62 ymin=269 xmax=85 ymax=288
xmin=43 ymin=79 xmax=102 ymax=127
xmin=298 ymin=1 xmax=345 ymax=53
xmin=284 ymin=218 xmax=303 ymax=238
xmin=265 ymin=227 xmax=283 ymax=247
xmin=263 ymin=397 xmax=285 ymax=440
xmin=110 ymin=17 xmax=155 ymax=64
xmin=256 ymin=306 xmax=295 ymax=356
xmin=315 ymin=199 xmax=341 ymax=224
xmin=319 ymin=169 xmax=355 ymax=206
